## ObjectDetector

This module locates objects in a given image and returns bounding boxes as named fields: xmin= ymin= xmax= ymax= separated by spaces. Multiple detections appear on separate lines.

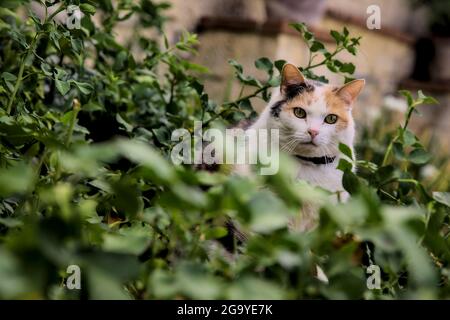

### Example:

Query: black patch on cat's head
xmin=283 ymin=82 xmax=314 ymax=100
xmin=270 ymin=99 xmax=286 ymax=118
xmin=272 ymin=81 xmax=316 ymax=118
xmin=310 ymin=80 xmax=324 ymax=87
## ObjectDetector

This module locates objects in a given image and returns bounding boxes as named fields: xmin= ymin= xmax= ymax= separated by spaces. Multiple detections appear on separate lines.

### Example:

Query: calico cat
xmin=208 ymin=63 xmax=364 ymax=258
xmin=247 ymin=63 xmax=365 ymax=230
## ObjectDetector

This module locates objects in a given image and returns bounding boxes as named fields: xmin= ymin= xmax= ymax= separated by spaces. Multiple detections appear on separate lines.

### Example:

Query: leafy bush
xmin=0 ymin=1 xmax=449 ymax=300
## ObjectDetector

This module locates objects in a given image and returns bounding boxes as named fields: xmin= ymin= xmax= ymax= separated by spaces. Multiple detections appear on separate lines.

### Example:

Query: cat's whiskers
xmin=281 ymin=134 xmax=308 ymax=154
xmin=280 ymin=138 xmax=299 ymax=154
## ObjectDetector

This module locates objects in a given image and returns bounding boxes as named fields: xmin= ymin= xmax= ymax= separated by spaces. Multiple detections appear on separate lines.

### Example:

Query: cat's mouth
xmin=300 ymin=141 xmax=317 ymax=146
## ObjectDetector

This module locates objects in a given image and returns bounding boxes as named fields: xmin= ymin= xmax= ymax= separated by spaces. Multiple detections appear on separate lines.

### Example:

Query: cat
xmin=205 ymin=63 xmax=364 ymax=258
xmin=246 ymin=63 xmax=365 ymax=230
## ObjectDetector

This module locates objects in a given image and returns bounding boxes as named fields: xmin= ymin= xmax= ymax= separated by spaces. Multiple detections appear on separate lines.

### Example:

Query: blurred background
xmin=150 ymin=0 xmax=450 ymax=154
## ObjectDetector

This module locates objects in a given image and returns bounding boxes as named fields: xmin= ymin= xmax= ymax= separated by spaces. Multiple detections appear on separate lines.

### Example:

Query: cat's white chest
xmin=295 ymin=161 xmax=346 ymax=198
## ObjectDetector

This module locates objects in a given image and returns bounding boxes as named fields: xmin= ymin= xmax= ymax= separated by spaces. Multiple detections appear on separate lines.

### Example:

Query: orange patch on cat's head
xmin=325 ymin=80 xmax=365 ymax=130
xmin=324 ymin=87 xmax=351 ymax=130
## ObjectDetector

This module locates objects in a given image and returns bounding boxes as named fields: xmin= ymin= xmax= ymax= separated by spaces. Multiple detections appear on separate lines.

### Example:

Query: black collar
xmin=295 ymin=155 xmax=336 ymax=165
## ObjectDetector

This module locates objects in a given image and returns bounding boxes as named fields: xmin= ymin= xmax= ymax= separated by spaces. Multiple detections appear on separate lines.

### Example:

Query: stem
xmin=306 ymin=50 xmax=314 ymax=69
xmin=379 ymin=189 xmax=401 ymax=204
xmin=402 ymin=104 xmax=416 ymax=131
xmin=34 ymin=149 xmax=48 ymax=183
xmin=65 ymin=99 xmax=81 ymax=146
xmin=6 ymin=33 xmax=40 ymax=114
xmin=6 ymin=1 xmax=65 ymax=114
xmin=223 ymin=85 xmax=269 ymax=107
xmin=382 ymin=103 xmax=416 ymax=166
xmin=202 ymin=109 xmax=228 ymax=127
xmin=381 ymin=138 xmax=396 ymax=167
xmin=167 ymin=76 xmax=177 ymax=107
xmin=304 ymin=47 xmax=345 ymax=71
xmin=237 ymin=84 xmax=245 ymax=100
xmin=396 ymin=179 xmax=419 ymax=185
xmin=6 ymin=61 xmax=25 ymax=114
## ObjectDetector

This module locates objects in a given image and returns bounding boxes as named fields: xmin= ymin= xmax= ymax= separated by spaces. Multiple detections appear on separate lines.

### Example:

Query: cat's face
xmin=269 ymin=64 xmax=364 ymax=158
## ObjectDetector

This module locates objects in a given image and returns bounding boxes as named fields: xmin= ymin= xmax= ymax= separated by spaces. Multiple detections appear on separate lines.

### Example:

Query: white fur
xmin=247 ymin=87 xmax=356 ymax=231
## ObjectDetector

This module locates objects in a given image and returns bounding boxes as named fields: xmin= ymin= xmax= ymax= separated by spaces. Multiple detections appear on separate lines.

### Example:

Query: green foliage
xmin=0 ymin=1 xmax=449 ymax=300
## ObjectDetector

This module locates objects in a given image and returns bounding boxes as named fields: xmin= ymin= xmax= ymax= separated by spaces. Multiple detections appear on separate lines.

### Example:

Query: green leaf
xmin=347 ymin=45 xmax=357 ymax=55
xmin=418 ymin=90 xmax=439 ymax=105
xmin=115 ymin=139 xmax=176 ymax=184
xmin=303 ymin=31 xmax=314 ymax=41
xmin=102 ymin=225 xmax=150 ymax=255
xmin=204 ymin=227 xmax=228 ymax=240
xmin=175 ymin=263 xmax=223 ymax=299
xmin=393 ymin=142 xmax=405 ymax=160
xmin=0 ymin=162 xmax=34 ymax=197
xmin=330 ymin=30 xmax=341 ymax=43
xmin=228 ymin=59 xmax=243 ymax=73
xmin=0 ymin=218 xmax=23 ymax=228
xmin=403 ymin=129 xmax=416 ymax=146
xmin=226 ymin=276 xmax=285 ymax=299
xmin=55 ymin=78 xmax=70 ymax=96
xmin=339 ymin=143 xmax=353 ymax=160
xmin=0 ymin=249 xmax=30 ymax=298
xmin=274 ymin=60 xmax=287 ymax=73
xmin=248 ymin=192 xmax=289 ymax=234
xmin=80 ymin=4 xmax=96 ymax=15
xmin=433 ymin=192 xmax=450 ymax=207
xmin=310 ymin=41 xmax=325 ymax=52
xmin=289 ymin=23 xmax=307 ymax=34
xmin=343 ymin=26 xmax=349 ymax=36
xmin=87 ymin=267 xmax=132 ymax=300
xmin=40 ymin=63 xmax=53 ymax=76
xmin=342 ymin=170 xmax=360 ymax=195
xmin=409 ymin=148 xmax=431 ymax=164
xmin=337 ymin=158 xmax=353 ymax=172
xmin=116 ymin=114 xmax=133 ymax=132
xmin=229 ymin=59 xmax=262 ymax=87
xmin=238 ymin=99 xmax=252 ymax=111
xmin=71 ymin=81 xmax=93 ymax=95
xmin=326 ymin=61 xmax=338 ymax=72
xmin=399 ymin=90 xmax=414 ymax=106
xmin=340 ymin=62 xmax=355 ymax=74
xmin=1 ymin=72 xmax=17 ymax=92
xmin=255 ymin=57 xmax=273 ymax=73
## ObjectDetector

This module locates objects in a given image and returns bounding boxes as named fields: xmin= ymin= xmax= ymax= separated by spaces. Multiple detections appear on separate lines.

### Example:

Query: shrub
xmin=0 ymin=1 xmax=449 ymax=299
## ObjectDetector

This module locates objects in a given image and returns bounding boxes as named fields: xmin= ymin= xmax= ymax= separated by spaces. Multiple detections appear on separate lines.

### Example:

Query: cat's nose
xmin=308 ymin=129 xmax=319 ymax=139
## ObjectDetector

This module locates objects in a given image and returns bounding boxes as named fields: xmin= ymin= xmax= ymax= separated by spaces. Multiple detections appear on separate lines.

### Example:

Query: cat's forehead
xmin=285 ymin=83 xmax=340 ymax=111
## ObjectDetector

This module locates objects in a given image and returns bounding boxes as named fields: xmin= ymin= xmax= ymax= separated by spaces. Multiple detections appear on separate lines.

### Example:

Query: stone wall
xmin=183 ymin=0 xmax=450 ymax=155
xmin=192 ymin=16 xmax=415 ymax=123
xmin=161 ymin=0 xmax=429 ymax=39
xmin=326 ymin=0 xmax=427 ymax=34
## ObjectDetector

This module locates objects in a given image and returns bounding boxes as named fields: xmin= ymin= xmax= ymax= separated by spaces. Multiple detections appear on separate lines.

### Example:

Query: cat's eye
xmin=293 ymin=107 xmax=306 ymax=119
xmin=324 ymin=114 xmax=338 ymax=124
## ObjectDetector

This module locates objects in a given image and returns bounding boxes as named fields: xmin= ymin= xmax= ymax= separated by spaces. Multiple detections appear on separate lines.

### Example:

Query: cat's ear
xmin=336 ymin=79 xmax=365 ymax=104
xmin=281 ymin=64 xmax=306 ymax=91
